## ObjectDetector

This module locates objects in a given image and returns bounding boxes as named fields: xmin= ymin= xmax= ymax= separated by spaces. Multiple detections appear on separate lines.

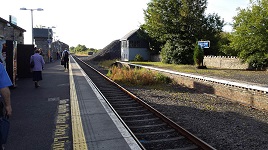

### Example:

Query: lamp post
xmin=20 ymin=7 xmax=43 ymax=45
xmin=42 ymin=26 xmax=56 ymax=62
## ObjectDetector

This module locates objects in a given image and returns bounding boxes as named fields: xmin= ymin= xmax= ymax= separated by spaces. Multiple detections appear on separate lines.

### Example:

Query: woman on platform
xmin=30 ymin=49 xmax=45 ymax=88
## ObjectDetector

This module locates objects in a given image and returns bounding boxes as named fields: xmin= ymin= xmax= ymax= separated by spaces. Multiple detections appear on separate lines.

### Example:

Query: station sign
xmin=9 ymin=15 xmax=17 ymax=25
xmin=198 ymin=41 xmax=210 ymax=48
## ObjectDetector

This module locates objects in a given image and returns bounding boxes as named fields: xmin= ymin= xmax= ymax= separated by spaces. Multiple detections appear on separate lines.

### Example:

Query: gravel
xmin=124 ymin=84 xmax=268 ymax=150
xmin=81 ymin=57 xmax=268 ymax=150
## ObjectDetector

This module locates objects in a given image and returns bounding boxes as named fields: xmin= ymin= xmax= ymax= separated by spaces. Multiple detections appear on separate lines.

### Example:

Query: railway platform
xmin=4 ymin=56 xmax=141 ymax=150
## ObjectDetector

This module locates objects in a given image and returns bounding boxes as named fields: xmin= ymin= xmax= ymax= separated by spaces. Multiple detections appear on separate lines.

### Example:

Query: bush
xmin=193 ymin=43 xmax=204 ymax=66
xmin=134 ymin=54 xmax=143 ymax=61
xmin=155 ymin=73 xmax=172 ymax=84
xmin=107 ymin=66 xmax=172 ymax=86
xmin=247 ymin=52 xmax=268 ymax=70
xmin=161 ymin=40 xmax=194 ymax=64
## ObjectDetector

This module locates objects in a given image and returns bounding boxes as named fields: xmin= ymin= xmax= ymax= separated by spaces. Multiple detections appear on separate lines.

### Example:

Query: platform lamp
xmin=20 ymin=7 xmax=44 ymax=45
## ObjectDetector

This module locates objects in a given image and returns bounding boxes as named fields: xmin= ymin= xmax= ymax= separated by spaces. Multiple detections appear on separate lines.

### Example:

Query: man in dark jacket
xmin=61 ymin=49 xmax=69 ymax=70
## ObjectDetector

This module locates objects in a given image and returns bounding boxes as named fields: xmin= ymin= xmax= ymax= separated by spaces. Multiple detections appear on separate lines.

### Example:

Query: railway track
xmin=73 ymin=56 xmax=215 ymax=150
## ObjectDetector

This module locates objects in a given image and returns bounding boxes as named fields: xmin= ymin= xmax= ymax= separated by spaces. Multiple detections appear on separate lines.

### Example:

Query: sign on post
xmin=198 ymin=41 xmax=210 ymax=48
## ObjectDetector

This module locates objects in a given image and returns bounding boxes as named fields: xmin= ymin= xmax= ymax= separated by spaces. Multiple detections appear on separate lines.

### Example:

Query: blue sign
xmin=9 ymin=15 xmax=17 ymax=25
xmin=47 ymin=39 xmax=52 ymax=44
xmin=198 ymin=41 xmax=210 ymax=48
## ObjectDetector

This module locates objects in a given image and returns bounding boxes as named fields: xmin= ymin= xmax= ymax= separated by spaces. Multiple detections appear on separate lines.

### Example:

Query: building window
xmin=129 ymin=41 xmax=140 ymax=48
xmin=122 ymin=41 xmax=127 ymax=48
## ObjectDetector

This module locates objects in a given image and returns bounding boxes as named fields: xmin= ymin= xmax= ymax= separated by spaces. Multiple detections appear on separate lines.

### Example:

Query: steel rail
xmin=75 ymin=56 xmax=216 ymax=150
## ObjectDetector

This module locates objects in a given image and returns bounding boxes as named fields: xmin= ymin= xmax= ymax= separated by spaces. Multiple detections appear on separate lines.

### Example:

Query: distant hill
xmin=88 ymin=40 xmax=121 ymax=61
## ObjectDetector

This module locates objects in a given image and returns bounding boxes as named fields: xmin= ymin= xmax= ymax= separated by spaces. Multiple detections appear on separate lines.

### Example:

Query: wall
xmin=0 ymin=21 xmax=24 ymax=44
xmin=150 ymin=54 xmax=251 ymax=70
xmin=165 ymin=72 xmax=268 ymax=111
xmin=118 ymin=62 xmax=268 ymax=112
xmin=129 ymin=48 xmax=150 ymax=61
xmin=35 ymin=38 xmax=50 ymax=62
xmin=203 ymin=56 xmax=250 ymax=69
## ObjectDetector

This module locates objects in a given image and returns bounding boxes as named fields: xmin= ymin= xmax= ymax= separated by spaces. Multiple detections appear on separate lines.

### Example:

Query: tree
xmin=70 ymin=46 xmax=75 ymax=53
xmin=202 ymin=13 xmax=224 ymax=55
xmin=143 ymin=0 xmax=223 ymax=64
xmin=74 ymin=44 xmax=87 ymax=52
xmin=218 ymin=32 xmax=237 ymax=56
xmin=231 ymin=0 xmax=268 ymax=69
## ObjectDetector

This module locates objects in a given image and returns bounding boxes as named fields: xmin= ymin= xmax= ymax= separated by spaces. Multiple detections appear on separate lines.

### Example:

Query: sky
xmin=0 ymin=0 xmax=250 ymax=49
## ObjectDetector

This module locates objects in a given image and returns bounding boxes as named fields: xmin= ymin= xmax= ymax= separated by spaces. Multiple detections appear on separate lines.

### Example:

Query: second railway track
xmin=73 ymin=56 xmax=215 ymax=150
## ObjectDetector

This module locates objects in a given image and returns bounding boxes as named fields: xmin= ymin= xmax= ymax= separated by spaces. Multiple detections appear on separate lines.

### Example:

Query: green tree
xmin=202 ymin=13 xmax=224 ymax=55
xmin=231 ymin=0 xmax=268 ymax=69
xmin=143 ymin=0 xmax=223 ymax=64
xmin=218 ymin=32 xmax=237 ymax=56
xmin=70 ymin=46 xmax=75 ymax=53
xmin=74 ymin=44 xmax=87 ymax=52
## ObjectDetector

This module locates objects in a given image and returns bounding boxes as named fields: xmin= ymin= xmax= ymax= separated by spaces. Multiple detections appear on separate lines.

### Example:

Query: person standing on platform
xmin=61 ymin=49 xmax=69 ymax=70
xmin=0 ymin=62 xmax=12 ymax=150
xmin=30 ymin=49 xmax=45 ymax=88
xmin=0 ymin=62 xmax=12 ymax=116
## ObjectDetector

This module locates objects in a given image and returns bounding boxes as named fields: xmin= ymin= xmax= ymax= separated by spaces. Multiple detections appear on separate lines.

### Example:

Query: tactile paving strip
xmin=69 ymin=60 xmax=88 ymax=150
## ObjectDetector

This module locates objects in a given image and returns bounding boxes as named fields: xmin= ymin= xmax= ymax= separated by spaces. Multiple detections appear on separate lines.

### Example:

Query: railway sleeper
xmin=129 ymin=123 xmax=166 ymax=129
xmin=140 ymin=136 xmax=197 ymax=149
xmin=103 ymin=94 xmax=129 ymax=98
xmin=124 ymin=118 xmax=159 ymax=123
xmin=98 ymin=89 xmax=123 ymax=93
xmin=110 ymin=103 xmax=140 ymax=107
xmin=119 ymin=112 xmax=153 ymax=118
xmin=134 ymin=129 xmax=175 ymax=136
xmin=113 ymin=105 xmax=143 ymax=110
xmin=137 ymin=132 xmax=185 ymax=142
xmin=124 ymin=118 xmax=164 ymax=126
xmin=120 ymin=113 xmax=154 ymax=118
xmin=131 ymin=125 xmax=173 ymax=133
xmin=108 ymin=99 xmax=136 ymax=103
xmin=116 ymin=109 xmax=148 ymax=113
xmin=146 ymin=144 xmax=199 ymax=150
xmin=121 ymin=114 xmax=156 ymax=121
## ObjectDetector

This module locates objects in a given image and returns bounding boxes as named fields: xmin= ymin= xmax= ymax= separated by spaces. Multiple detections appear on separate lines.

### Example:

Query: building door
xmin=4 ymin=40 xmax=17 ymax=88
xmin=17 ymin=44 xmax=34 ymax=78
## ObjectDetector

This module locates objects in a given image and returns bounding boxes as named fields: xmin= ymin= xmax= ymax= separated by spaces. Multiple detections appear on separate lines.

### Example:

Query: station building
xmin=0 ymin=16 xmax=68 ymax=87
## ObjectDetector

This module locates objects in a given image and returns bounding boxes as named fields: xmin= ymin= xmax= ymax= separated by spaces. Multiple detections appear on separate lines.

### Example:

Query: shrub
xmin=155 ymin=73 xmax=172 ymax=84
xmin=193 ymin=43 xmax=204 ymax=66
xmin=107 ymin=66 xmax=172 ymax=86
xmin=134 ymin=54 xmax=143 ymax=61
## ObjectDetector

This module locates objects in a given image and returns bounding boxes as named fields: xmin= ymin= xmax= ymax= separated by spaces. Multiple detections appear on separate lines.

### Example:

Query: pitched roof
xmin=0 ymin=17 xmax=26 ymax=32
xmin=120 ymin=29 xmax=139 ymax=41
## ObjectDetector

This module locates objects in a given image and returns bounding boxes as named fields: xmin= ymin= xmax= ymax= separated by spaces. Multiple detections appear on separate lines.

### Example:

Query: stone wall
xmin=0 ymin=21 xmax=24 ymax=44
xmin=203 ymin=56 xmax=250 ymax=69
xmin=151 ymin=54 xmax=251 ymax=70
xmin=35 ymin=38 xmax=50 ymax=62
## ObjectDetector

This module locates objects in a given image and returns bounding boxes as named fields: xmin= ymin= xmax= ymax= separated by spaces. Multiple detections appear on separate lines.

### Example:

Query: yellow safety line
xmin=69 ymin=60 xmax=88 ymax=150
